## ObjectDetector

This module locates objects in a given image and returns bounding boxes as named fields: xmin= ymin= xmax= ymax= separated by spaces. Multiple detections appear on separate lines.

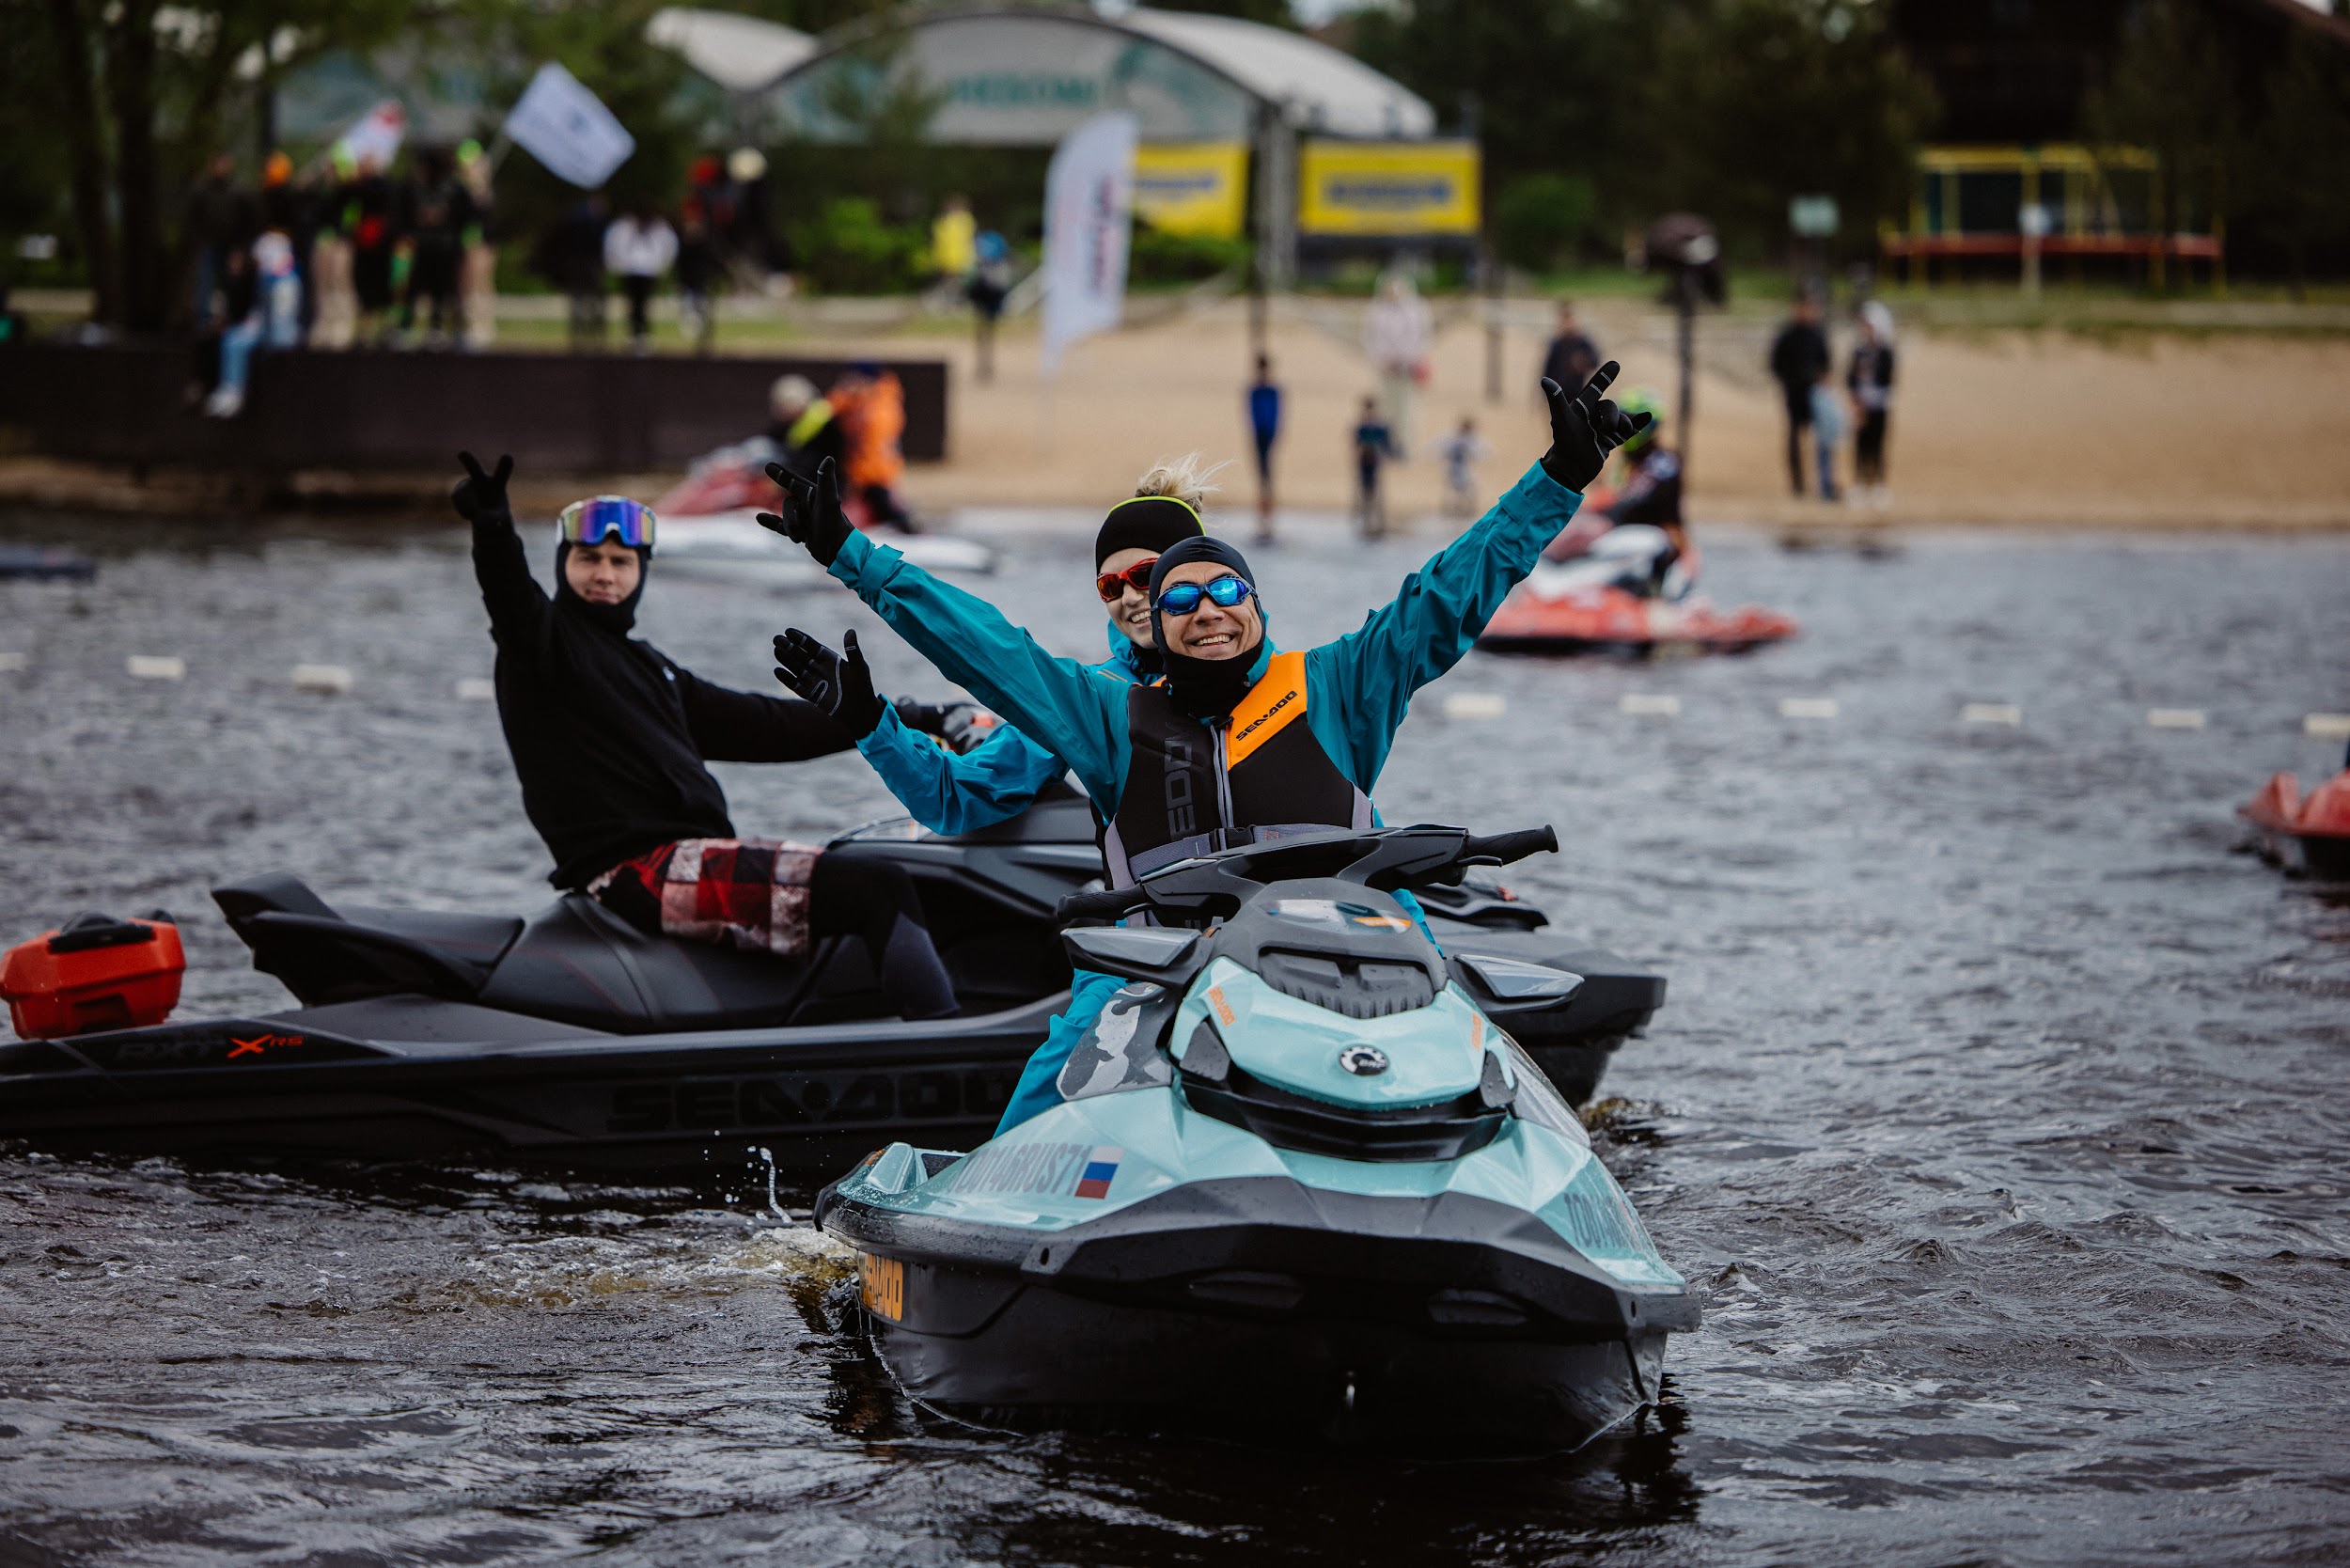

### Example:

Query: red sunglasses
xmin=1095 ymin=556 xmax=1158 ymax=601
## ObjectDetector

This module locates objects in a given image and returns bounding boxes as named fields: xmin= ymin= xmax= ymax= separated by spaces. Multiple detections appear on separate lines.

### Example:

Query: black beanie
xmin=1147 ymin=534 xmax=1255 ymax=598
xmin=1095 ymin=495 xmax=1205 ymax=570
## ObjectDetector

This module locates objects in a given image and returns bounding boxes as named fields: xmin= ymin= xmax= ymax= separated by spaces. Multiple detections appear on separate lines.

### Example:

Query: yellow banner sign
xmin=1133 ymin=142 xmax=1248 ymax=239
xmin=1298 ymin=140 xmax=1480 ymax=238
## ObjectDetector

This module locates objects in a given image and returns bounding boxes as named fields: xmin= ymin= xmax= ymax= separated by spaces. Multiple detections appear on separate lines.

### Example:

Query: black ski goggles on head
xmin=1155 ymin=575 xmax=1254 ymax=617
xmin=557 ymin=496 xmax=657 ymax=551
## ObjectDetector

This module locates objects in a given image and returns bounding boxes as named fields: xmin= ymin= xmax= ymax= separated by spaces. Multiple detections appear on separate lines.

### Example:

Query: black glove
xmin=453 ymin=450 xmax=514 ymax=526
xmin=1539 ymin=363 xmax=1650 ymax=493
xmin=773 ymin=627 xmax=884 ymax=738
xmin=756 ymin=456 xmax=854 ymax=568
xmin=892 ymin=698 xmax=955 ymax=738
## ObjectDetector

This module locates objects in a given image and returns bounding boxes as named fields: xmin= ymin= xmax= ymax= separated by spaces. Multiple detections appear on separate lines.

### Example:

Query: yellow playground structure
xmin=1881 ymin=144 xmax=2224 ymax=292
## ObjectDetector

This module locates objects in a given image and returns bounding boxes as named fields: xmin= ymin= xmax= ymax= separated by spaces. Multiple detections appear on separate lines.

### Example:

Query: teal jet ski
xmin=816 ymin=823 xmax=1698 ymax=1452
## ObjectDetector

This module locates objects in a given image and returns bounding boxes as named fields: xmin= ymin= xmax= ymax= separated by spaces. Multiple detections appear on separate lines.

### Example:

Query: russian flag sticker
xmin=1073 ymin=1146 xmax=1122 ymax=1200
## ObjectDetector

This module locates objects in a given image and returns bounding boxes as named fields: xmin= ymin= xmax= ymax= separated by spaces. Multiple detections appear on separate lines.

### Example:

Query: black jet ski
xmin=0 ymin=795 xmax=1663 ymax=1171
xmin=816 ymin=823 xmax=1699 ymax=1451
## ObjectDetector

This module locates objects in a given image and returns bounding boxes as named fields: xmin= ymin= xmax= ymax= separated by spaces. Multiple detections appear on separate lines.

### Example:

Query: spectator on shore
xmin=603 ymin=204 xmax=677 ymax=352
xmin=184 ymin=152 xmax=253 ymax=331
xmin=401 ymin=149 xmax=468 ymax=347
xmin=1768 ymin=294 xmax=1832 ymax=498
xmin=1362 ymin=271 xmax=1432 ymax=462
xmin=346 ymin=153 xmax=400 ymax=345
xmin=205 ymin=227 xmax=303 ymax=418
xmin=455 ymin=139 xmax=498 ymax=350
xmin=1435 ymin=415 xmax=1489 ymax=521
xmin=1246 ymin=353 xmax=1281 ymax=544
xmin=539 ymin=195 xmax=610 ymax=350
xmin=1848 ymin=300 xmax=1897 ymax=511
xmin=1353 ymin=395 xmax=1396 ymax=540
xmin=309 ymin=149 xmax=360 ymax=349
xmin=677 ymin=212 xmax=721 ymax=353
xmin=1539 ymin=302 xmax=1600 ymax=405
xmin=930 ymin=195 xmax=976 ymax=309
xmin=966 ymin=229 xmax=1011 ymax=383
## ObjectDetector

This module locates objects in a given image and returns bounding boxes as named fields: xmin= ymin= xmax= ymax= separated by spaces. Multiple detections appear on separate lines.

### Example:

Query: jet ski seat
xmin=212 ymin=873 xmax=829 ymax=1033
xmin=215 ymin=874 xmax=525 ymax=1005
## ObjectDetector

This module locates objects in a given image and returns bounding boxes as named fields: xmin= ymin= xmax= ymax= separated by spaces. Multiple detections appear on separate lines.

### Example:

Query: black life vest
xmin=1104 ymin=651 xmax=1371 ymax=886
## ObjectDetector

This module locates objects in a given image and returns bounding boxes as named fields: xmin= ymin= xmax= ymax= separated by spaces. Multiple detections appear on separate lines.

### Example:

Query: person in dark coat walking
xmin=1539 ymin=302 xmax=1600 ymax=404
xmin=1768 ymin=294 xmax=1832 ymax=497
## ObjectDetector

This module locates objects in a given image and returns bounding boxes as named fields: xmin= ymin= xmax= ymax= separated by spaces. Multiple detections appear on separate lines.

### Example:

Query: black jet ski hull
xmin=0 ymin=996 xmax=1054 ymax=1171
xmin=821 ymin=1177 xmax=1695 ymax=1452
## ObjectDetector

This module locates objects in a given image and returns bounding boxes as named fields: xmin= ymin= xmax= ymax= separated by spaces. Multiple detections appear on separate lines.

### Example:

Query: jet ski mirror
xmin=1062 ymin=925 xmax=1207 ymax=985
xmin=1456 ymin=952 xmax=1586 ymax=1012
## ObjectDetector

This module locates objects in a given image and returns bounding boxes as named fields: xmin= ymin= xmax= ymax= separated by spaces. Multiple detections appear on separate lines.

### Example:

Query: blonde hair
xmin=1131 ymin=453 xmax=1229 ymax=512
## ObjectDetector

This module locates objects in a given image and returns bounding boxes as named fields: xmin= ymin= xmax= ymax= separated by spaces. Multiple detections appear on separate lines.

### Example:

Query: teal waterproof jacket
xmin=825 ymin=463 xmax=1580 ymax=828
xmin=855 ymin=627 xmax=1152 ymax=836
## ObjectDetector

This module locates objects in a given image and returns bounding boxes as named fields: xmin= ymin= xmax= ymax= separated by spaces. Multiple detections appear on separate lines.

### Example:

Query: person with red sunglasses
xmin=449 ymin=452 xmax=960 ymax=1021
xmin=763 ymin=365 xmax=1650 ymax=1127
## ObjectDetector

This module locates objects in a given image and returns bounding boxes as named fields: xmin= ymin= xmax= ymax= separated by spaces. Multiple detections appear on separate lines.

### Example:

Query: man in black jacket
xmin=452 ymin=452 xmax=958 ymax=1019
xmin=1768 ymin=294 xmax=1831 ymax=497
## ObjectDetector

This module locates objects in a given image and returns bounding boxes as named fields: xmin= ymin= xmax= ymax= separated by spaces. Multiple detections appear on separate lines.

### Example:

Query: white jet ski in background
xmin=650 ymin=437 xmax=997 ymax=589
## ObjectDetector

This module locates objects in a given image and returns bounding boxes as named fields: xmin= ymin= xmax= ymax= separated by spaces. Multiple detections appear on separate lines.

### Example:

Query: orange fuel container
xmin=2 ymin=914 xmax=185 ymax=1040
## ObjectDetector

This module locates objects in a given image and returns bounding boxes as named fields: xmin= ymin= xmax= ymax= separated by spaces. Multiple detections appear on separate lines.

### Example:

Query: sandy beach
xmin=7 ymin=291 xmax=2347 ymax=532
xmin=888 ymin=294 xmax=2350 ymax=533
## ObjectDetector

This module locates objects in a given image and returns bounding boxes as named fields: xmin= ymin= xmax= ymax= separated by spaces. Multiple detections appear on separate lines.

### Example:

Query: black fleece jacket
xmin=472 ymin=516 xmax=854 ymax=887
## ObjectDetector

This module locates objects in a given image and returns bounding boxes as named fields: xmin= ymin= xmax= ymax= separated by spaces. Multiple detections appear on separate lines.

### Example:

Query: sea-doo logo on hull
xmin=1340 ymin=1044 xmax=1389 ymax=1076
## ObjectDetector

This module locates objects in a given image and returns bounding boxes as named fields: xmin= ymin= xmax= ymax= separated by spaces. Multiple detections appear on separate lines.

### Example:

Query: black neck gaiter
xmin=554 ymin=540 xmax=650 ymax=636
xmin=1148 ymin=536 xmax=1264 ymax=721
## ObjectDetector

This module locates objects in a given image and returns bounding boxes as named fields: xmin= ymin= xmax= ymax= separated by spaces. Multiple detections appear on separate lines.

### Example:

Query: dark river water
xmin=2 ymin=503 xmax=2347 ymax=1565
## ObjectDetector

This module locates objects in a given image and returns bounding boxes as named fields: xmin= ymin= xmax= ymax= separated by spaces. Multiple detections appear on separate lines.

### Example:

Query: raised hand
xmin=453 ymin=450 xmax=514 ymax=526
xmin=1538 ymin=363 xmax=1651 ymax=493
xmin=755 ymin=456 xmax=854 ymax=567
xmin=773 ymin=627 xmax=884 ymax=738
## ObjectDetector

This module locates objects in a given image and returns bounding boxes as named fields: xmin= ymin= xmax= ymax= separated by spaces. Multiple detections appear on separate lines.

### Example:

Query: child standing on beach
xmin=1435 ymin=416 xmax=1489 ymax=521
xmin=1353 ymin=397 xmax=1396 ymax=539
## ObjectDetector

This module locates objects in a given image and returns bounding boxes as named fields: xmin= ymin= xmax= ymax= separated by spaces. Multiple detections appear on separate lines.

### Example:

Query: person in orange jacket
xmin=829 ymin=363 xmax=912 ymax=529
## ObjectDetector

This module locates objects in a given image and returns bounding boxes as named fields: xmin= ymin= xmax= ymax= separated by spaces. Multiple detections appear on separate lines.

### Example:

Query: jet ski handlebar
xmin=1458 ymin=826 xmax=1559 ymax=869
xmin=1054 ymin=824 xmax=1558 ymax=927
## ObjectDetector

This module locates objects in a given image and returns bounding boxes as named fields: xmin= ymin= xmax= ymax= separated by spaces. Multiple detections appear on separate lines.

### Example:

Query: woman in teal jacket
xmin=766 ymin=367 xmax=1645 ymax=1127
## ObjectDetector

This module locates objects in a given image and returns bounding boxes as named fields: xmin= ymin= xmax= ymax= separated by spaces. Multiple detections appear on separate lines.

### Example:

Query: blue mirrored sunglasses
xmin=1155 ymin=575 xmax=1253 ymax=616
xmin=557 ymin=496 xmax=657 ymax=550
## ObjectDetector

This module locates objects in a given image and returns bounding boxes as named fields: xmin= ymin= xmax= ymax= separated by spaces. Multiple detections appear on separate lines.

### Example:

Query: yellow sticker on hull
xmin=860 ymin=1252 xmax=904 ymax=1322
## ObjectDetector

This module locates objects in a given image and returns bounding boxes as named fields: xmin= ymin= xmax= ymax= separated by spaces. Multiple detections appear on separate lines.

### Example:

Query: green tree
xmin=2245 ymin=28 xmax=2350 ymax=297
xmin=2083 ymin=0 xmax=2236 ymax=273
xmin=30 ymin=0 xmax=416 ymax=329
xmin=1645 ymin=0 xmax=1935 ymax=260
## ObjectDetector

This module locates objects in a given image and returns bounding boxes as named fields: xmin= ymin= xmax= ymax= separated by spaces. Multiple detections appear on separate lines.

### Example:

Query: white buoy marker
xmin=1962 ymin=703 xmax=2021 ymax=727
xmin=2306 ymin=713 xmax=2350 ymax=740
xmin=292 ymin=664 xmax=354 ymax=696
xmin=1620 ymin=693 xmax=1681 ymax=717
xmin=456 ymin=677 xmax=496 ymax=702
xmin=1441 ymin=693 xmax=1507 ymax=720
xmin=0 ymin=652 xmax=26 ymax=673
xmin=1779 ymin=698 xmax=1839 ymax=720
xmin=2146 ymin=709 xmax=2205 ymax=730
xmin=127 ymin=655 xmax=185 ymax=681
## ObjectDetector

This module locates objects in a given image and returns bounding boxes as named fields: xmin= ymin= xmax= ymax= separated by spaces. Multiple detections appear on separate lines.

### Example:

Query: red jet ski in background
xmin=2239 ymin=769 xmax=2350 ymax=879
xmin=1477 ymin=393 xmax=1795 ymax=656
xmin=651 ymin=370 xmax=995 ymax=588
